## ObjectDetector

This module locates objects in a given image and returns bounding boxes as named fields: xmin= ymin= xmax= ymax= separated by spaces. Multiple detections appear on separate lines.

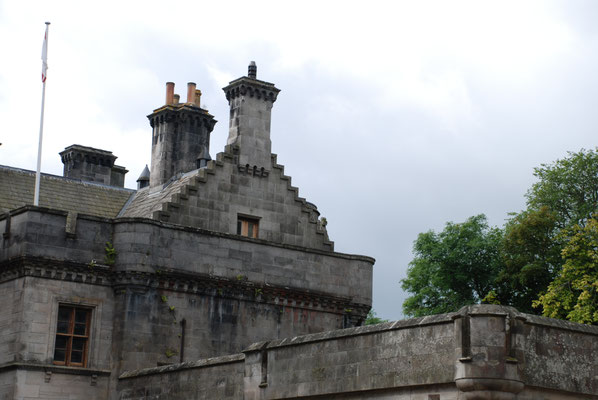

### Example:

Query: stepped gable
xmin=120 ymin=145 xmax=334 ymax=251
xmin=121 ymin=64 xmax=334 ymax=251
xmin=0 ymin=165 xmax=134 ymax=218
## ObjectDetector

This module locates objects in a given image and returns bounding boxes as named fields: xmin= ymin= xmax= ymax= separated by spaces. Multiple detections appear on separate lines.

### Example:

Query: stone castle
xmin=0 ymin=64 xmax=596 ymax=399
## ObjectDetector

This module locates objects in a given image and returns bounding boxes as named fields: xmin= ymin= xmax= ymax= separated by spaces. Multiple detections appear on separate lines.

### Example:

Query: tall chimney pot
xmin=248 ymin=61 xmax=257 ymax=79
xmin=187 ymin=82 xmax=196 ymax=104
xmin=194 ymin=89 xmax=202 ymax=107
xmin=166 ymin=82 xmax=175 ymax=105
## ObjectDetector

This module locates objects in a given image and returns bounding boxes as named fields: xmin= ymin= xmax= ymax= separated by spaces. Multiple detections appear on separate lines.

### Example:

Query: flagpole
xmin=34 ymin=22 xmax=50 ymax=206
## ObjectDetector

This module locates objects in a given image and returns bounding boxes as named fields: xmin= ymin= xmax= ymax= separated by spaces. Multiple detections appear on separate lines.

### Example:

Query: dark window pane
xmin=74 ymin=323 xmax=87 ymax=336
xmin=54 ymin=349 xmax=65 ymax=362
xmin=75 ymin=310 xmax=88 ymax=324
xmin=58 ymin=307 xmax=71 ymax=321
xmin=57 ymin=321 xmax=69 ymax=333
xmin=72 ymin=337 xmax=86 ymax=352
xmin=55 ymin=335 xmax=68 ymax=349
xmin=71 ymin=350 xmax=83 ymax=363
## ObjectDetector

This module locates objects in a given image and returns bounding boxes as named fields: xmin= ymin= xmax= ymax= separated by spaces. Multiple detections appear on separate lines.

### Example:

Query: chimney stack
xmin=223 ymin=62 xmax=280 ymax=170
xmin=148 ymin=81 xmax=216 ymax=189
xmin=60 ymin=145 xmax=127 ymax=187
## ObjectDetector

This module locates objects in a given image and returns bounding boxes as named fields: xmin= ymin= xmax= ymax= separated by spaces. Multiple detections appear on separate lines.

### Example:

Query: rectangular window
xmin=237 ymin=216 xmax=259 ymax=238
xmin=53 ymin=305 xmax=91 ymax=367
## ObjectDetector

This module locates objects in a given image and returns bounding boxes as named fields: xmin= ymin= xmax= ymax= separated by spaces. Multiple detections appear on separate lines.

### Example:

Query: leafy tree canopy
xmin=401 ymin=215 xmax=503 ymax=317
xmin=533 ymin=217 xmax=598 ymax=324
xmin=403 ymin=148 xmax=598 ymax=322
xmin=527 ymin=148 xmax=598 ymax=228
xmin=496 ymin=206 xmax=561 ymax=313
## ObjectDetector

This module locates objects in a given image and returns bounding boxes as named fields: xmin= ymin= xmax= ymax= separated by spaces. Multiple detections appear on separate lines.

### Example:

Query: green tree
xmin=533 ymin=217 xmax=598 ymax=324
xmin=364 ymin=309 xmax=389 ymax=325
xmin=401 ymin=215 xmax=504 ymax=317
xmin=527 ymin=148 xmax=598 ymax=228
xmin=496 ymin=207 xmax=561 ymax=313
xmin=498 ymin=148 xmax=598 ymax=314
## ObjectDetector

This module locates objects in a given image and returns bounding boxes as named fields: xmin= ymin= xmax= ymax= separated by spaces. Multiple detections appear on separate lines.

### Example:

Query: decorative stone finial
xmin=248 ymin=61 xmax=257 ymax=79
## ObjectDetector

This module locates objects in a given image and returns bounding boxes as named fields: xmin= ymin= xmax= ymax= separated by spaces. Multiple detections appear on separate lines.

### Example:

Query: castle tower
xmin=147 ymin=82 xmax=216 ymax=189
xmin=223 ymin=62 xmax=280 ymax=170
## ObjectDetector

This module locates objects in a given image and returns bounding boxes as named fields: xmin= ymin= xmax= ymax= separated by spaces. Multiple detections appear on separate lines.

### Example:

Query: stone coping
xmin=243 ymin=312 xmax=455 ymax=353
xmin=243 ymin=304 xmax=598 ymax=353
xmin=1 ymin=205 xmax=375 ymax=263
xmin=119 ymin=353 xmax=245 ymax=379
xmin=455 ymin=304 xmax=598 ymax=335
xmin=0 ymin=361 xmax=111 ymax=376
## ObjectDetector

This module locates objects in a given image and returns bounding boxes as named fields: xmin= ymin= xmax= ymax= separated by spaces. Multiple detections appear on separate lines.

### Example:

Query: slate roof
xmin=119 ymin=171 xmax=195 ymax=218
xmin=0 ymin=165 xmax=135 ymax=218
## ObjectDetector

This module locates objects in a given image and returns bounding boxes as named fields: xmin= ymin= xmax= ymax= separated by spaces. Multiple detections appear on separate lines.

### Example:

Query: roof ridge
xmin=0 ymin=164 xmax=135 ymax=192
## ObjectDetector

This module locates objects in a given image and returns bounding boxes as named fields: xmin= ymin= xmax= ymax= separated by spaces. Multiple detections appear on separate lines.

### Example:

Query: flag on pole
xmin=41 ymin=24 xmax=49 ymax=82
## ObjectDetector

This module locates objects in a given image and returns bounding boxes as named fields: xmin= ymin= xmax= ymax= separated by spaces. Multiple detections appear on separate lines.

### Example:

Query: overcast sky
xmin=1 ymin=0 xmax=597 ymax=321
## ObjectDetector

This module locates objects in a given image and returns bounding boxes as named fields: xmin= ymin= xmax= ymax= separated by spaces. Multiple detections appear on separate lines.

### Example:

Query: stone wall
xmin=118 ymin=354 xmax=244 ymax=400
xmin=122 ymin=147 xmax=335 ymax=251
xmin=117 ymin=305 xmax=598 ymax=400
xmin=1 ymin=207 xmax=373 ymax=381
xmin=0 ymin=278 xmax=23 ymax=366
xmin=11 ymin=369 xmax=109 ymax=400
xmin=0 ymin=273 xmax=113 ymax=400
xmin=111 ymin=216 xmax=371 ymax=305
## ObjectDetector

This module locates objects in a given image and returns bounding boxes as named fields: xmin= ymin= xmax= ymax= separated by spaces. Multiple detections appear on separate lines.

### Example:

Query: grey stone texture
xmin=121 ymin=147 xmax=334 ymax=251
xmin=117 ymin=305 xmax=598 ymax=400
xmin=148 ymin=101 xmax=216 ymax=189
xmin=118 ymin=354 xmax=244 ymax=399
xmin=60 ymin=145 xmax=128 ymax=188
xmin=223 ymin=75 xmax=280 ymax=170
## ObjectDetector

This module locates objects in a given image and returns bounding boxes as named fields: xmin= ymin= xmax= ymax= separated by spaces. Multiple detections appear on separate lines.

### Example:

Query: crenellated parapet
xmin=223 ymin=77 xmax=280 ymax=103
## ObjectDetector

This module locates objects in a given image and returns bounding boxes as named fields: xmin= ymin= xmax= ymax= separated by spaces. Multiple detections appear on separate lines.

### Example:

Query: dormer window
xmin=237 ymin=215 xmax=259 ymax=238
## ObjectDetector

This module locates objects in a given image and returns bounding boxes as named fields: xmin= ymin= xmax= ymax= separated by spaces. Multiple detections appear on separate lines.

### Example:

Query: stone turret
xmin=59 ymin=144 xmax=128 ymax=187
xmin=136 ymin=165 xmax=150 ymax=189
xmin=148 ymin=82 xmax=216 ymax=189
xmin=223 ymin=62 xmax=280 ymax=171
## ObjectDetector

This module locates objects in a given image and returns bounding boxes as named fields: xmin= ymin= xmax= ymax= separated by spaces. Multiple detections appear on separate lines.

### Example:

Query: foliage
xmin=496 ymin=207 xmax=561 ymax=313
xmin=402 ymin=148 xmax=598 ymax=322
xmin=497 ymin=148 xmax=598 ymax=314
xmin=533 ymin=217 xmax=598 ymax=324
xmin=164 ymin=348 xmax=178 ymax=358
xmin=364 ymin=309 xmax=388 ymax=325
xmin=401 ymin=215 xmax=504 ymax=317
xmin=104 ymin=242 xmax=117 ymax=266
xmin=526 ymin=148 xmax=598 ymax=229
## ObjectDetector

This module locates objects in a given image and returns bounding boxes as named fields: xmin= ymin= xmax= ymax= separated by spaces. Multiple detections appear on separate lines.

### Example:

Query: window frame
xmin=52 ymin=305 xmax=92 ymax=367
xmin=237 ymin=215 xmax=260 ymax=238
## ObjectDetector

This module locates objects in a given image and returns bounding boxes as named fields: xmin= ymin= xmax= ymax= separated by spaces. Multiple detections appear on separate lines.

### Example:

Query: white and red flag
xmin=41 ymin=24 xmax=49 ymax=82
